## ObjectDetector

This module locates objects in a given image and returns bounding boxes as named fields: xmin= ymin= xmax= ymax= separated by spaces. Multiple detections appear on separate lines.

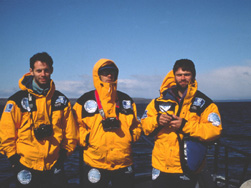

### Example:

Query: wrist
xmin=178 ymin=118 xmax=187 ymax=132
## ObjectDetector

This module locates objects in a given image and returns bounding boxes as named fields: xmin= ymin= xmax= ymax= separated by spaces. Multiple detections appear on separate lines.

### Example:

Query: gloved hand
xmin=8 ymin=153 xmax=20 ymax=169
xmin=54 ymin=149 xmax=67 ymax=170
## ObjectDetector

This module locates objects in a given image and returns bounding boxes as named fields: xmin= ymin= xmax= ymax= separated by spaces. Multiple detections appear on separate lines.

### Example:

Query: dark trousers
xmin=82 ymin=164 xmax=135 ymax=188
xmin=14 ymin=163 xmax=68 ymax=188
xmin=152 ymin=171 xmax=198 ymax=188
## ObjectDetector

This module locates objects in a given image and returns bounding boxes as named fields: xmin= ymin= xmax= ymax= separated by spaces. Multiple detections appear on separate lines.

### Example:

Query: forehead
xmin=33 ymin=61 xmax=51 ymax=69
xmin=174 ymin=67 xmax=192 ymax=74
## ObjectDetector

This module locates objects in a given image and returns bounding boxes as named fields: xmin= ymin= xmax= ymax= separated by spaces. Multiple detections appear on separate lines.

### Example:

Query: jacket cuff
xmin=178 ymin=118 xmax=187 ymax=132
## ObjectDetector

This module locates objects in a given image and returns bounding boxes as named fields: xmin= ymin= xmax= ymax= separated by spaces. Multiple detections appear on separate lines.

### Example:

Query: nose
xmin=41 ymin=70 xmax=46 ymax=76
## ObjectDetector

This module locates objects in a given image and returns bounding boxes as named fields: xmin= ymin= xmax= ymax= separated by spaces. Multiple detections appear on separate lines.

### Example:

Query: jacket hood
xmin=93 ymin=59 xmax=119 ymax=118
xmin=19 ymin=72 xmax=55 ymax=98
xmin=159 ymin=70 xmax=176 ymax=97
xmin=159 ymin=70 xmax=198 ymax=104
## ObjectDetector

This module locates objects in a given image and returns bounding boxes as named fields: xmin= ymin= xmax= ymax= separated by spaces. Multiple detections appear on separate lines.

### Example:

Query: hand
xmin=169 ymin=115 xmax=183 ymax=131
xmin=158 ymin=114 xmax=173 ymax=126
xmin=54 ymin=149 xmax=67 ymax=169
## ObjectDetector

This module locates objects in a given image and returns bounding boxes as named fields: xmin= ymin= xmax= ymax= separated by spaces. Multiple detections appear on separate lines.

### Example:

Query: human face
xmin=30 ymin=61 xmax=53 ymax=88
xmin=174 ymin=68 xmax=192 ymax=89
xmin=100 ymin=69 xmax=116 ymax=83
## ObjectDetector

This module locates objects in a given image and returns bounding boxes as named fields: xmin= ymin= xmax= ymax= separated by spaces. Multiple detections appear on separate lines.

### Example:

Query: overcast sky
xmin=1 ymin=0 xmax=251 ymax=101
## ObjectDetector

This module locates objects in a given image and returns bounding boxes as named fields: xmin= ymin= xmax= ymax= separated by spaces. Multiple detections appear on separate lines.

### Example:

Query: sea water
xmin=0 ymin=100 xmax=250 ymax=184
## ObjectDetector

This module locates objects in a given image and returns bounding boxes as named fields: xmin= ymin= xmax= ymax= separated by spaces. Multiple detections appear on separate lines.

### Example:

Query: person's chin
xmin=38 ymin=81 xmax=49 ymax=88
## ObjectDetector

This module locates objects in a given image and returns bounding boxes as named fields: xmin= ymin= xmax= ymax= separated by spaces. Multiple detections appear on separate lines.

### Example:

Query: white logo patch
xmin=84 ymin=100 xmax=98 ymax=113
xmin=55 ymin=96 xmax=67 ymax=106
xmin=5 ymin=103 xmax=13 ymax=112
xmin=17 ymin=169 xmax=32 ymax=185
xmin=88 ymin=168 xmax=101 ymax=183
xmin=208 ymin=113 xmax=221 ymax=126
xmin=122 ymin=100 xmax=132 ymax=109
xmin=125 ymin=166 xmax=133 ymax=174
xmin=21 ymin=97 xmax=30 ymax=111
xmin=152 ymin=168 xmax=160 ymax=180
xmin=159 ymin=102 xmax=172 ymax=112
xmin=193 ymin=97 xmax=205 ymax=108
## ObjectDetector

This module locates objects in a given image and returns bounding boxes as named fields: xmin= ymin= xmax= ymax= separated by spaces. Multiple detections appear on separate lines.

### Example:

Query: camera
xmin=34 ymin=124 xmax=53 ymax=140
xmin=102 ymin=118 xmax=120 ymax=131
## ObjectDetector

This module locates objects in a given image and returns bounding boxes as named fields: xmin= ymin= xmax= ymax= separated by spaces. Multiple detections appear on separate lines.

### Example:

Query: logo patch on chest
xmin=193 ymin=97 xmax=205 ymax=108
xmin=159 ymin=102 xmax=172 ymax=112
xmin=84 ymin=100 xmax=98 ymax=113
xmin=55 ymin=96 xmax=67 ymax=107
xmin=21 ymin=97 xmax=30 ymax=111
xmin=122 ymin=100 xmax=132 ymax=109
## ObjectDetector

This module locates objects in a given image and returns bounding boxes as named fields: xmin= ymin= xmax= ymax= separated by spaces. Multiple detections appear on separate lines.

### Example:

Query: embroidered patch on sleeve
xmin=5 ymin=103 xmax=13 ymax=112
xmin=208 ymin=113 xmax=221 ymax=126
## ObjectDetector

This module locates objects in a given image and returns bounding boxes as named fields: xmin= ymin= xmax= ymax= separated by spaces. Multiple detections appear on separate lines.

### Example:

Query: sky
xmin=0 ymin=0 xmax=251 ymax=101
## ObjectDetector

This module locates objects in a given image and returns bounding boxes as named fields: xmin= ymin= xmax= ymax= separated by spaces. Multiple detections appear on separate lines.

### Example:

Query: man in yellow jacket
xmin=0 ymin=52 xmax=77 ymax=188
xmin=73 ymin=59 xmax=141 ymax=188
xmin=141 ymin=59 xmax=222 ymax=188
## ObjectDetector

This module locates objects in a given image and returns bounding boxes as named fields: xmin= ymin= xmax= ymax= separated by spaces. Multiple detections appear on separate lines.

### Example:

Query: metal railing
xmin=0 ymin=140 xmax=250 ymax=188
xmin=212 ymin=141 xmax=251 ymax=188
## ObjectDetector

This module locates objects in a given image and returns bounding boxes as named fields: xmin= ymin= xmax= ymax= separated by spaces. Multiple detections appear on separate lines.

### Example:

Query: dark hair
xmin=173 ymin=59 xmax=196 ymax=80
xmin=30 ymin=52 xmax=53 ymax=69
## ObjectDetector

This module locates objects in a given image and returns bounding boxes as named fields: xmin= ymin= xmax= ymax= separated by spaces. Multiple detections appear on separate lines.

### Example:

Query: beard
xmin=176 ymin=82 xmax=188 ymax=93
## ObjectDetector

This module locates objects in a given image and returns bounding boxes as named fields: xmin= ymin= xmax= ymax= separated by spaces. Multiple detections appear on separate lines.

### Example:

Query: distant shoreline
xmin=1 ymin=98 xmax=251 ymax=105
xmin=0 ymin=98 xmax=153 ymax=106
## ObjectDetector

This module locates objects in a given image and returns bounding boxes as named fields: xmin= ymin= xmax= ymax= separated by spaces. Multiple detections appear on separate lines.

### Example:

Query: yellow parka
xmin=141 ymin=70 xmax=222 ymax=173
xmin=73 ymin=59 xmax=141 ymax=170
xmin=0 ymin=73 xmax=77 ymax=171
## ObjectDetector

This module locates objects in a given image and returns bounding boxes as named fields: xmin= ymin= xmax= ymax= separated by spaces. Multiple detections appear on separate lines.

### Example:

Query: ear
xmin=29 ymin=68 xmax=34 ymax=76
xmin=50 ymin=67 xmax=53 ymax=74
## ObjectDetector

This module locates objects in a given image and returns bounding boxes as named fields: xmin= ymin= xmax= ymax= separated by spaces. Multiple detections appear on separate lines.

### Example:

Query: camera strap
xmin=28 ymin=93 xmax=35 ymax=127
xmin=94 ymin=90 xmax=119 ymax=120
xmin=27 ymin=92 xmax=52 ymax=127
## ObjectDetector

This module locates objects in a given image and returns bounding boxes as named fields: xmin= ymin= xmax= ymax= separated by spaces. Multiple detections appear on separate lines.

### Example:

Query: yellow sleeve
xmin=73 ymin=102 xmax=90 ymax=148
xmin=0 ymin=101 xmax=21 ymax=158
xmin=141 ymin=99 xmax=159 ymax=136
xmin=61 ymin=101 xmax=78 ymax=156
xmin=130 ymin=102 xmax=142 ymax=142
xmin=182 ymin=103 xmax=222 ymax=142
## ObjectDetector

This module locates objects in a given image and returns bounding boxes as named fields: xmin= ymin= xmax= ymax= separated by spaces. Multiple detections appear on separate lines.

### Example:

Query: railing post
xmin=79 ymin=147 xmax=84 ymax=187
xmin=213 ymin=141 xmax=219 ymax=187
xmin=224 ymin=146 xmax=229 ymax=188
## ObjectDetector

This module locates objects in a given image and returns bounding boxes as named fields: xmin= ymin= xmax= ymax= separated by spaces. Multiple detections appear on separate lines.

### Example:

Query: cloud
xmin=55 ymin=74 xmax=165 ymax=99
xmin=0 ymin=87 xmax=19 ymax=98
xmin=2 ymin=66 xmax=251 ymax=101
xmin=117 ymin=74 xmax=164 ymax=98
xmin=54 ymin=75 xmax=94 ymax=98
xmin=197 ymin=66 xmax=251 ymax=100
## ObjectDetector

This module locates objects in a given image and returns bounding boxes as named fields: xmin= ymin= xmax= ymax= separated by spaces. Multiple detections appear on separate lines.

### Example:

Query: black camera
xmin=102 ymin=118 xmax=120 ymax=131
xmin=34 ymin=124 xmax=53 ymax=140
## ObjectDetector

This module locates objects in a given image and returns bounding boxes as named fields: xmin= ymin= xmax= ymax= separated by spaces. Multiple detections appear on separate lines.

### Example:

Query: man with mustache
xmin=141 ymin=59 xmax=222 ymax=188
